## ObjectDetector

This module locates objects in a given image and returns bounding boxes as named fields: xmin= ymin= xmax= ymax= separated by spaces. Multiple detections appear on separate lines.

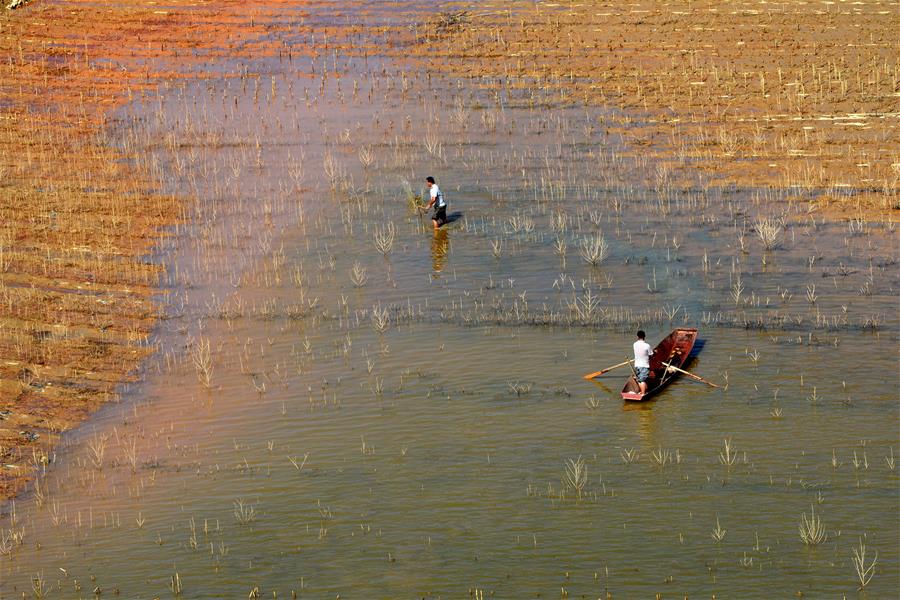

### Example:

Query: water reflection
xmin=431 ymin=227 xmax=449 ymax=273
xmin=589 ymin=376 xmax=659 ymax=444
xmin=621 ymin=400 xmax=659 ymax=446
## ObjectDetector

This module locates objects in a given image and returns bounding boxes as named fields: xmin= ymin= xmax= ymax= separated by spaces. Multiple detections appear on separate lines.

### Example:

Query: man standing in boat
xmin=633 ymin=330 xmax=654 ymax=394
xmin=423 ymin=176 xmax=447 ymax=229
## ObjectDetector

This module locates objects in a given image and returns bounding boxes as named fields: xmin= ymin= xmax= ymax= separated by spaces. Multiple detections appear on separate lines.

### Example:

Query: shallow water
xmin=2 ymin=3 xmax=897 ymax=598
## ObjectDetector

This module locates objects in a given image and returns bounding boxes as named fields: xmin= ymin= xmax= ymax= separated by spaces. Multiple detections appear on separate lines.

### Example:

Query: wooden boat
xmin=621 ymin=328 xmax=698 ymax=401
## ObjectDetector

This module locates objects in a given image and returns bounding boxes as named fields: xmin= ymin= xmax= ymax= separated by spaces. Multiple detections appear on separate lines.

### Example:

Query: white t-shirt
xmin=430 ymin=184 xmax=445 ymax=208
xmin=633 ymin=340 xmax=653 ymax=369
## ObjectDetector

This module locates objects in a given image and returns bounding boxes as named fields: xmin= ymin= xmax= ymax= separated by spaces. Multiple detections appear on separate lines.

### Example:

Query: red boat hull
xmin=621 ymin=328 xmax=698 ymax=401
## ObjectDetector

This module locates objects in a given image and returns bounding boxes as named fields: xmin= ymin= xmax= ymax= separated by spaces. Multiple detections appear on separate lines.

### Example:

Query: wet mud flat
xmin=0 ymin=0 xmax=409 ymax=499
xmin=0 ymin=1 xmax=897 ymax=598
xmin=409 ymin=1 xmax=899 ymax=219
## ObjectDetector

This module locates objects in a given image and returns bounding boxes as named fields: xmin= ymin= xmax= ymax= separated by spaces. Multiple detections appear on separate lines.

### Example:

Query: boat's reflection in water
xmin=589 ymin=378 xmax=659 ymax=446
xmin=621 ymin=398 xmax=658 ymax=446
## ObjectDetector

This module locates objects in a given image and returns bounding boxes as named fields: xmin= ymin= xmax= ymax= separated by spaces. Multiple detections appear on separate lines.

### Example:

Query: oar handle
xmin=627 ymin=356 xmax=639 ymax=377
xmin=661 ymin=361 xmax=720 ymax=388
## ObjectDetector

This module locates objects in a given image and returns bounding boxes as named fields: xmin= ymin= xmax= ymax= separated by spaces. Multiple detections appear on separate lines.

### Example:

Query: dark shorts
xmin=433 ymin=205 xmax=447 ymax=224
xmin=635 ymin=367 xmax=650 ymax=383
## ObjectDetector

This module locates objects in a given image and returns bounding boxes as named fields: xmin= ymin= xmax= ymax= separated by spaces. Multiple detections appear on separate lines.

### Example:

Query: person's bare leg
xmin=639 ymin=381 xmax=647 ymax=394
xmin=432 ymin=218 xmax=439 ymax=230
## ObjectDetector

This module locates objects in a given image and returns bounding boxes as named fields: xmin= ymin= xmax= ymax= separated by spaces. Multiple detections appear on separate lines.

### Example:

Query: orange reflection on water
xmin=431 ymin=227 xmax=449 ymax=273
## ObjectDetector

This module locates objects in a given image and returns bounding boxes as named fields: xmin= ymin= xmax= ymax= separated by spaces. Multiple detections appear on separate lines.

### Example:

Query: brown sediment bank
xmin=0 ymin=0 xmax=348 ymax=501
xmin=408 ymin=1 xmax=898 ymax=219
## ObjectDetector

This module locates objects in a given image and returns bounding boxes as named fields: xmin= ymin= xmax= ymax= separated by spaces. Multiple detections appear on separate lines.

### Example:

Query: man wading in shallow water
xmin=424 ymin=176 xmax=447 ymax=229
xmin=633 ymin=330 xmax=654 ymax=394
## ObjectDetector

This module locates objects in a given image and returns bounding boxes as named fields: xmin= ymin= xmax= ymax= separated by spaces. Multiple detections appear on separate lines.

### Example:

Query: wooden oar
xmin=627 ymin=356 xmax=639 ymax=378
xmin=582 ymin=359 xmax=633 ymax=380
xmin=661 ymin=361 xmax=720 ymax=388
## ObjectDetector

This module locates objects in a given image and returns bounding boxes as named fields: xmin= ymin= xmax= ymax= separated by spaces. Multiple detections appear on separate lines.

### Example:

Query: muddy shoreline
xmin=0 ymin=0 xmax=438 ymax=503
xmin=0 ymin=0 xmax=327 ymax=501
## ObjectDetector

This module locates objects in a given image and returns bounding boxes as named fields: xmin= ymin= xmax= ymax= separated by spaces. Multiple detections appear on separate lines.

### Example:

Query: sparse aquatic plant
xmin=719 ymin=438 xmax=737 ymax=467
xmin=746 ymin=348 xmax=760 ymax=364
xmin=755 ymin=217 xmax=783 ymax=250
xmin=651 ymin=446 xmax=673 ymax=467
xmin=358 ymin=145 xmax=375 ymax=169
xmin=122 ymin=435 xmax=139 ymax=473
xmin=371 ymin=304 xmax=390 ymax=333
xmin=620 ymin=448 xmax=639 ymax=464
xmin=661 ymin=304 xmax=681 ymax=322
xmin=553 ymin=236 xmax=567 ymax=264
xmin=646 ymin=267 xmax=659 ymax=293
xmin=851 ymin=537 xmax=877 ymax=589
xmin=32 ymin=477 xmax=46 ymax=507
xmin=31 ymin=572 xmax=49 ymax=599
xmin=423 ymin=128 xmax=441 ymax=158
xmin=190 ymin=336 xmax=213 ymax=388
xmin=288 ymin=453 xmax=309 ymax=471
xmin=507 ymin=213 xmax=534 ymax=234
xmin=373 ymin=223 xmax=395 ymax=255
xmin=350 ymin=261 xmax=368 ymax=287
xmin=170 ymin=571 xmax=183 ymax=596
xmin=323 ymin=151 xmax=340 ymax=188
xmin=579 ymin=232 xmax=610 ymax=266
xmin=730 ymin=275 xmax=744 ymax=305
xmin=450 ymin=97 xmax=469 ymax=127
xmin=88 ymin=433 xmax=108 ymax=470
xmin=798 ymin=505 xmax=826 ymax=546
xmin=564 ymin=456 xmax=588 ymax=500
xmin=807 ymin=386 xmax=819 ymax=405
xmin=710 ymin=516 xmax=726 ymax=542
xmin=0 ymin=527 xmax=23 ymax=555
xmin=831 ymin=449 xmax=842 ymax=470
xmin=568 ymin=288 xmax=602 ymax=322
xmin=491 ymin=238 xmax=503 ymax=259
xmin=507 ymin=381 xmax=531 ymax=396
xmin=805 ymin=284 xmax=817 ymax=304
xmin=234 ymin=499 xmax=257 ymax=525
xmin=551 ymin=211 xmax=568 ymax=233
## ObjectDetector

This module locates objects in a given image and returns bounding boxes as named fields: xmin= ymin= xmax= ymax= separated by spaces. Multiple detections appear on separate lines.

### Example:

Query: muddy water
xmin=2 ymin=4 xmax=898 ymax=598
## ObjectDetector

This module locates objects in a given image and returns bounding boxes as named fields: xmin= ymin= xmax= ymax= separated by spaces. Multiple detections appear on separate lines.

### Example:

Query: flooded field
xmin=2 ymin=2 xmax=897 ymax=598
